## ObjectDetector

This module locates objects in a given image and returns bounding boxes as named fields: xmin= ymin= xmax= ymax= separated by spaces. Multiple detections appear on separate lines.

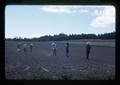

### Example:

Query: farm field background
xmin=5 ymin=39 xmax=115 ymax=80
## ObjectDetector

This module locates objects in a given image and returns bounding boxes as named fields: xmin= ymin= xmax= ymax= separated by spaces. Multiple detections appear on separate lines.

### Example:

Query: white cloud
xmin=93 ymin=10 xmax=103 ymax=16
xmin=40 ymin=5 xmax=110 ymax=14
xmin=41 ymin=6 xmax=73 ymax=13
xmin=79 ymin=9 xmax=89 ymax=13
xmin=40 ymin=5 xmax=89 ymax=14
xmin=90 ymin=6 xmax=115 ymax=28
xmin=41 ymin=6 xmax=74 ymax=13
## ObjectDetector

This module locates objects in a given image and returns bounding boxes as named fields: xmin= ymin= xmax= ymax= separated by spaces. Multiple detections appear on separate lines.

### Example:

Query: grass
xmin=12 ymin=68 xmax=114 ymax=80
xmin=6 ymin=39 xmax=115 ymax=47
xmin=58 ymin=39 xmax=115 ymax=47
xmin=16 ymin=73 xmax=114 ymax=80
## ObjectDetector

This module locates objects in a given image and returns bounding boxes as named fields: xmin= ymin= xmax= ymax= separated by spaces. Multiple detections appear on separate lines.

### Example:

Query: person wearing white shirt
xmin=29 ymin=43 xmax=33 ymax=52
xmin=51 ymin=42 xmax=57 ymax=56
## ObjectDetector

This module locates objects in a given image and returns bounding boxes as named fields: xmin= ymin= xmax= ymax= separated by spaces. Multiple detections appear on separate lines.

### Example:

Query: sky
xmin=5 ymin=5 xmax=115 ymax=38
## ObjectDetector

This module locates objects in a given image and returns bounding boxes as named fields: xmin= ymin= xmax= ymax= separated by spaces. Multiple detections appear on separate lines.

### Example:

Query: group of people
xmin=51 ymin=41 xmax=70 ymax=57
xmin=17 ymin=43 xmax=33 ymax=52
xmin=17 ymin=41 xmax=91 ymax=60
xmin=51 ymin=41 xmax=91 ymax=60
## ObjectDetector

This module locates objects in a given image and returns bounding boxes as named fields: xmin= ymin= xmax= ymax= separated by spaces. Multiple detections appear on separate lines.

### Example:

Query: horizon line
xmin=5 ymin=31 xmax=115 ymax=39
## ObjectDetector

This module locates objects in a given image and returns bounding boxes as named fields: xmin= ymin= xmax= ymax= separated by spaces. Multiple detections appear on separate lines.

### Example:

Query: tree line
xmin=6 ymin=31 xmax=115 ymax=41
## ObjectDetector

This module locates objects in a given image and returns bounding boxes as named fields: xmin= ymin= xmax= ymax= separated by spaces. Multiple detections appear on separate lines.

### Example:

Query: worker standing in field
xmin=86 ymin=41 xmax=91 ymax=60
xmin=29 ymin=43 xmax=33 ymax=52
xmin=51 ymin=42 xmax=57 ymax=56
xmin=65 ymin=41 xmax=70 ymax=57
xmin=17 ymin=42 xmax=21 ymax=52
xmin=23 ymin=43 xmax=27 ymax=52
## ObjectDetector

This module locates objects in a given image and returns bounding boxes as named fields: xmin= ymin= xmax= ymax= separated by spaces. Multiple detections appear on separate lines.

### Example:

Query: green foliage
xmin=13 ymin=69 xmax=114 ymax=80
xmin=5 ymin=32 xmax=115 ymax=41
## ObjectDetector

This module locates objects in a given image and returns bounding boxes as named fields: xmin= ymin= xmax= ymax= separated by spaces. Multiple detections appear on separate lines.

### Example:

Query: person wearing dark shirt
xmin=65 ymin=41 xmax=70 ymax=57
xmin=23 ymin=43 xmax=27 ymax=52
xmin=86 ymin=41 xmax=91 ymax=60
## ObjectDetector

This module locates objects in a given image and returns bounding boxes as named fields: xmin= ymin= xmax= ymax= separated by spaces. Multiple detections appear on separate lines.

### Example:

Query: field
xmin=5 ymin=39 xmax=115 ymax=80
